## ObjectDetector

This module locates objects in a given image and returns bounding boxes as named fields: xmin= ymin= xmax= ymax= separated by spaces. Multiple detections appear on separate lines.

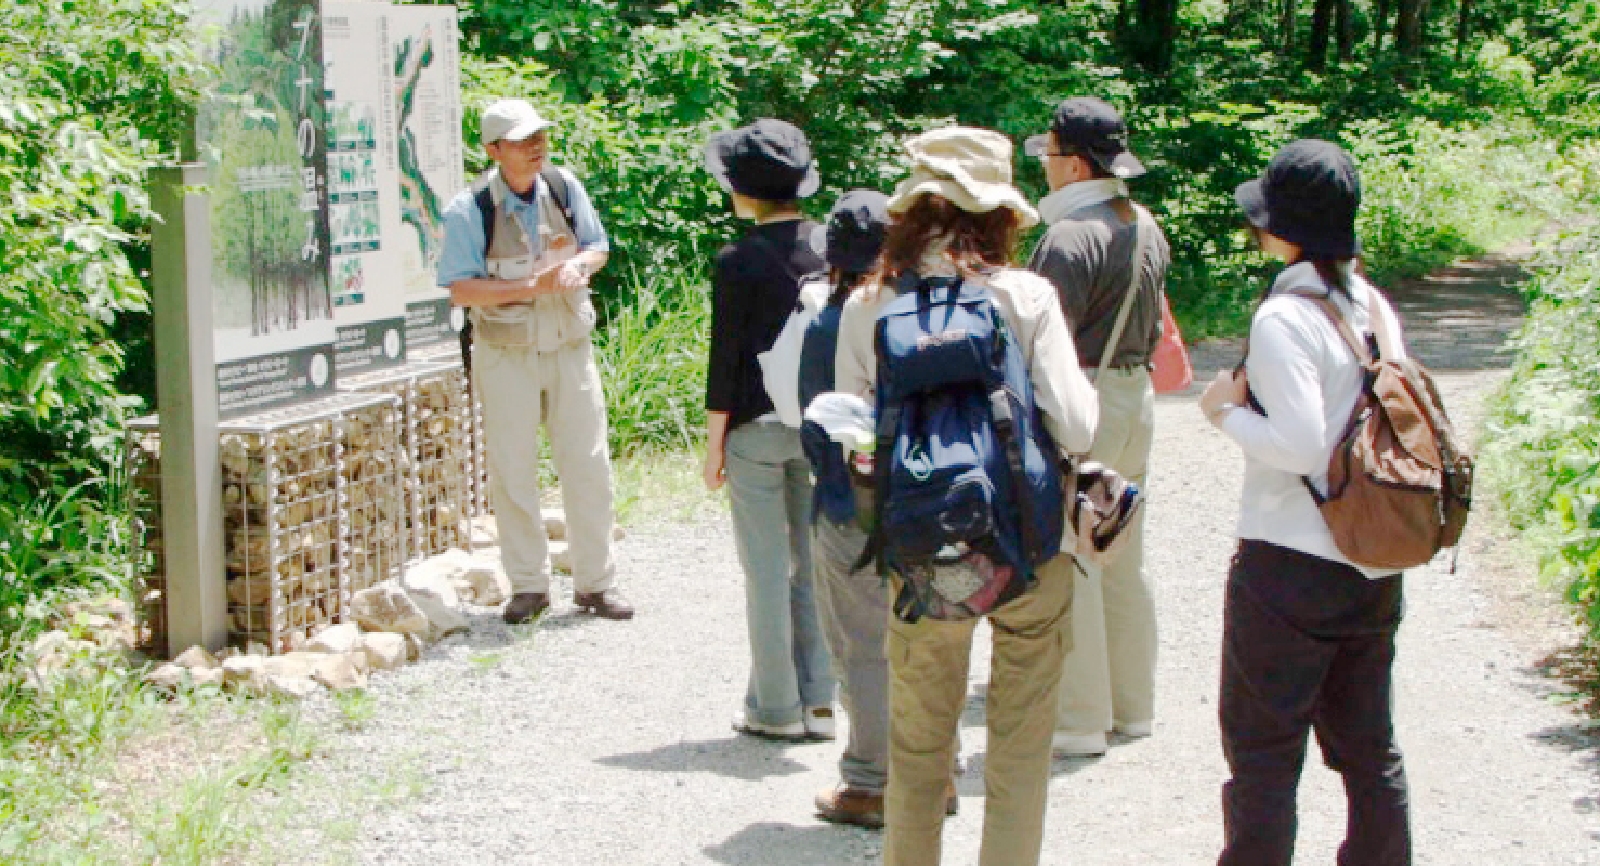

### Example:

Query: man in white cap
xmin=436 ymin=98 xmax=632 ymax=623
xmin=1025 ymin=96 xmax=1169 ymax=756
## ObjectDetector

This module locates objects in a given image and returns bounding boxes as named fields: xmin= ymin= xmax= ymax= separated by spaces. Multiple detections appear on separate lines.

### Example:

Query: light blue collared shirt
xmin=435 ymin=166 xmax=610 ymax=287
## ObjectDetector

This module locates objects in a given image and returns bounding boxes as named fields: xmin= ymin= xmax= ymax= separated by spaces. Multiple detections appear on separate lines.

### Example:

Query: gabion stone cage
xmin=129 ymin=392 xmax=405 ymax=655
xmin=339 ymin=359 xmax=472 ymax=560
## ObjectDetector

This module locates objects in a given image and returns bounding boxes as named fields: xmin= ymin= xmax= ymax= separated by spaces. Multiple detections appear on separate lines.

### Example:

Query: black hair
xmin=829 ymin=268 xmax=870 ymax=306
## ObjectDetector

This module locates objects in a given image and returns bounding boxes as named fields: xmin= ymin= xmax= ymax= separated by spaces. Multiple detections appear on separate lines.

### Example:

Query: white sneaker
xmin=804 ymin=706 xmax=837 ymax=741
xmin=732 ymin=712 xmax=807 ymax=742
xmin=1114 ymin=720 xmax=1153 ymax=739
xmin=1052 ymin=730 xmax=1108 ymax=757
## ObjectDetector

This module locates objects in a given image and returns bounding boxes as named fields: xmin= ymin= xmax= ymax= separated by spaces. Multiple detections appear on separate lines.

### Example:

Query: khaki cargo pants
xmin=474 ymin=338 xmax=615 ymax=595
xmin=1058 ymin=365 xmax=1157 ymax=736
xmin=884 ymin=553 xmax=1075 ymax=866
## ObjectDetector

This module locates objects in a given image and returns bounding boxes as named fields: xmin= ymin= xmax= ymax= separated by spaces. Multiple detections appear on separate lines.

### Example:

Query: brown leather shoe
xmin=946 ymin=780 xmax=960 ymax=816
xmin=573 ymin=588 xmax=635 ymax=620
xmin=815 ymin=784 xmax=884 ymax=829
xmin=502 ymin=592 xmax=549 ymax=625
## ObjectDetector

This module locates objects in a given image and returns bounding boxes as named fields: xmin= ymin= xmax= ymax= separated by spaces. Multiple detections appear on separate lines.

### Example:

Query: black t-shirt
xmin=706 ymin=219 xmax=825 ymax=430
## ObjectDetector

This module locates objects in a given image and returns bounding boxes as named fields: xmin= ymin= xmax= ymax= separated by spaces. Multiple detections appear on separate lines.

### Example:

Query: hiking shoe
xmin=502 ymin=592 xmax=549 ymax=625
xmin=1051 ymin=730 xmax=1108 ymax=757
xmin=732 ymin=712 xmax=807 ymax=742
xmin=573 ymin=588 xmax=635 ymax=620
xmin=804 ymin=705 xmax=837 ymax=741
xmin=815 ymin=784 xmax=884 ymax=829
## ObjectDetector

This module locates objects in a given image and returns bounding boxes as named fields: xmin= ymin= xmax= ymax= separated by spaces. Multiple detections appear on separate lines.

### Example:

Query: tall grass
xmin=1483 ymin=224 xmax=1600 ymax=640
xmin=593 ymin=267 xmax=711 ymax=458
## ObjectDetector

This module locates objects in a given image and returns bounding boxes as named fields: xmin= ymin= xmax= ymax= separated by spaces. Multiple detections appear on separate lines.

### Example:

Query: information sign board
xmin=195 ymin=0 xmax=338 ymax=417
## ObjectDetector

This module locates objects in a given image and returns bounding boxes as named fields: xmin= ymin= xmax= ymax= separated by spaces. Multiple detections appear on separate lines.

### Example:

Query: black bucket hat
xmin=1236 ymin=139 xmax=1362 ymax=259
xmin=810 ymin=189 xmax=890 ymax=273
xmin=704 ymin=118 xmax=821 ymax=201
xmin=1024 ymin=97 xmax=1146 ymax=179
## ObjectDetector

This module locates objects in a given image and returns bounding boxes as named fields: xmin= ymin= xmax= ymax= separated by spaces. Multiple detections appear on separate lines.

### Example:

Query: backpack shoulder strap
xmin=1095 ymin=203 xmax=1151 ymax=383
xmin=540 ymin=166 xmax=576 ymax=233
xmin=471 ymin=172 xmax=497 ymax=254
xmin=1285 ymin=288 xmax=1373 ymax=366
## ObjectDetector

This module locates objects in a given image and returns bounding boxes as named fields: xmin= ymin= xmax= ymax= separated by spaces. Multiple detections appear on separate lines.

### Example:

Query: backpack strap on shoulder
xmin=471 ymin=171 xmax=497 ymax=253
xmin=1095 ymin=204 xmax=1151 ymax=383
xmin=1285 ymin=288 xmax=1373 ymax=366
xmin=540 ymin=166 xmax=576 ymax=233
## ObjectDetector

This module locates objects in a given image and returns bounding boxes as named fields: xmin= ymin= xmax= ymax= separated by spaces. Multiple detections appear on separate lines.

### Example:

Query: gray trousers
xmin=725 ymin=421 xmax=835 ymax=726
xmin=811 ymin=516 xmax=889 ymax=792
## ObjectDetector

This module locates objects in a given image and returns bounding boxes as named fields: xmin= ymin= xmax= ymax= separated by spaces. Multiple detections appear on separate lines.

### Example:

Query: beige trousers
xmin=1057 ymin=366 xmax=1157 ymax=734
xmin=474 ymin=339 xmax=615 ymax=595
xmin=884 ymin=554 xmax=1075 ymax=866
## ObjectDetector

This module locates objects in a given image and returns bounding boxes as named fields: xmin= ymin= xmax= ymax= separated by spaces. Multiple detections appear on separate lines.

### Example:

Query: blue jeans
xmin=725 ymin=421 xmax=834 ymax=726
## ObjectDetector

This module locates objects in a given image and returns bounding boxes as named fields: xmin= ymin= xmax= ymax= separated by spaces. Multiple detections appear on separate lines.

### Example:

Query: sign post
xmin=150 ymin=165 xmax=229 ymax=653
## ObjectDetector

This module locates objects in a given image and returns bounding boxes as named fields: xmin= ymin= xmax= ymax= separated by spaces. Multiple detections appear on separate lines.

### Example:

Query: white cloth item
xmin=804 ymin=392 xmax=875 ymax=451
xmin=758 ymin=280 xmax=829 ymax=428
xmin=1217 ymin=261 xmax=1408 ymax=579
xmin=1037 ymin=178 xmax=1130 ymax=226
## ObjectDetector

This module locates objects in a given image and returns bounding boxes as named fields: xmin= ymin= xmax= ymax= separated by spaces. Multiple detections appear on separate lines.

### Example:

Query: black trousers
xmin=1218 ymin=540 xmax=1411 ymax=866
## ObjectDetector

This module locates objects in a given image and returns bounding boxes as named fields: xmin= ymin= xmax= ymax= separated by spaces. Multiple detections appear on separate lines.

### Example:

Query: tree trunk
xmin=1280 ymin=0 xmax=1297 ymax=53
xmin=1308 ymin=0 xmax=1334 ymax=69
xmin=1336 ymin=0 xmax=1354 ymax=60
xmin=1373 ymin=0 xmax=1392 ymax=54
xmin=1395 ymin=0 xmax=1426 ymax=58
xmin=1133 ymin=0 xmax=1180 ymax=71
xmin=1456 ymin=0 xmax=1472 ymax=60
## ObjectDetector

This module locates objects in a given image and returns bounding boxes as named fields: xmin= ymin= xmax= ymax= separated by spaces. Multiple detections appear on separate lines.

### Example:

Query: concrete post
xmin=149 ymin=165 xmax=228 ymax=654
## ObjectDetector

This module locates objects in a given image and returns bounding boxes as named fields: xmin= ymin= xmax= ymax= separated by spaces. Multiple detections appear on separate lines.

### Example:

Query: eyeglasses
xmin=1022 ymin=133 xmax=1077 ymax=160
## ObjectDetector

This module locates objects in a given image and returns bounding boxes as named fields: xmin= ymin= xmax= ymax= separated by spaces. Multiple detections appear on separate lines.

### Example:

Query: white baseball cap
xmin=480 ymin=99 xmax=554 ymax=145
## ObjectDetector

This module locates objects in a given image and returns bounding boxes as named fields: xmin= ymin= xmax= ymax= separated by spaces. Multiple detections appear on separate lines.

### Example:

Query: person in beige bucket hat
xmin=833 ymin=126 xmax=1098 ymax=866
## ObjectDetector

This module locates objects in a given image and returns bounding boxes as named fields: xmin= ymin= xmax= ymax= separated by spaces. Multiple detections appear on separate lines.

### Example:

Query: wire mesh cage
xmin=126 ymin=417 xmax=167 ymax=658
xmin=340 ymin=359 xmax=471 ymax=560
xmin=129 ymin=393 xmax=406 ymax=655
xmin=467 ymin=376 xmax=491 ymax=518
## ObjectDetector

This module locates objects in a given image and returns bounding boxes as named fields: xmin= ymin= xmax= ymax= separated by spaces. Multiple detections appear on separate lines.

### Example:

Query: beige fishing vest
xmin=472 ymin=171 xmax=597 ymax=351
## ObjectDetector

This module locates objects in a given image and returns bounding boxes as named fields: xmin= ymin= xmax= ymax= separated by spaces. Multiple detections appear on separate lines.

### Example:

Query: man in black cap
xmin=1026 ymin=96 xmax=1170 ymax=758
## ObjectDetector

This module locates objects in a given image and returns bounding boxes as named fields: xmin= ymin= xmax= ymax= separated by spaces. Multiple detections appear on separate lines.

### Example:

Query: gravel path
xmin=279 ymin=256 xmax=1600 ymax=865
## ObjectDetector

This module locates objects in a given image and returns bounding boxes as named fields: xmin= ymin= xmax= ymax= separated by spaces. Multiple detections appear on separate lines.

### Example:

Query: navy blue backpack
xmin=859 ymin=274 xmax=1065 ymax=622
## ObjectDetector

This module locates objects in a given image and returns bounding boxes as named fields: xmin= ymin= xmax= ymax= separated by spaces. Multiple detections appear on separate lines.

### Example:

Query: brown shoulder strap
xmin=1285 ymin=288 xmax=1371 ymax=366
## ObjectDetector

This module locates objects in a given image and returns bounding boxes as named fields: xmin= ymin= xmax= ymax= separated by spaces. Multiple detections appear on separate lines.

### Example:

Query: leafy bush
xmin=1483 ymin=225 xmax=1600 ymax=638
xmin=0 ymin=0 xmax=201 ymax=634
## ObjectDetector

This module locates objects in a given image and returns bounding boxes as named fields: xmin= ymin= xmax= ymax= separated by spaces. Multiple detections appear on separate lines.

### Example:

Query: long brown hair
xmin=877 ymin=194 xmax=1021 ymax=286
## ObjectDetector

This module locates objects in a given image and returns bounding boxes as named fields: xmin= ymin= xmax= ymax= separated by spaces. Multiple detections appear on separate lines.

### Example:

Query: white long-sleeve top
xmin=835 ymin=262 xmax=1099 ymax=456
xmin=1218 ymin=261 xmax=1407 ymax=578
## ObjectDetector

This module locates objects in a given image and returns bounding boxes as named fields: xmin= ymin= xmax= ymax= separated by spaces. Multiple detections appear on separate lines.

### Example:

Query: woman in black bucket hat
xmin=1200 ymin=138 xmax=1413 ymax=866
xmin=702 ymin=119 xmax=836 ymax=744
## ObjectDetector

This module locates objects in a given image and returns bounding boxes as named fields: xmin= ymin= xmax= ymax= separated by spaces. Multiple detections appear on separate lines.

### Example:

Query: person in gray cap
xmin=1025 ymin=96 xmax=1170 ymax=757
xmin=437 ymin=98 xmax=632 ymax=624
xmin=702 ymin=119 xmax=835 ymax=743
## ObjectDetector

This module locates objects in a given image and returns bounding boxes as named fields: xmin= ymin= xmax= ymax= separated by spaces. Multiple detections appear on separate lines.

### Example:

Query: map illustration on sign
xmin=388 ymin=4 xmax=464 ymax=350
xmin=195 ymin=0 xmax=338 ymax=416
xmin=324 ymin=1 xmax=408 ymax=375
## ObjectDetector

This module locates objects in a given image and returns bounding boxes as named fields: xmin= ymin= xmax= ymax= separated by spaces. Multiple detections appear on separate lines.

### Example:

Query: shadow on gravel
xmin=596 ymin=738 xmax=810 ymax=780
xmin=704 ymin=822 xmax=868 ymax=864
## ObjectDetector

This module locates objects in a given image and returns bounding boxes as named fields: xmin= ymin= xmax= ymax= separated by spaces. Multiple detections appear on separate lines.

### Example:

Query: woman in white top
xmin=835 ymin=126 xmax=1097 ymax=866
xmin=1200 ymin=139 xmax=1412 ymax=866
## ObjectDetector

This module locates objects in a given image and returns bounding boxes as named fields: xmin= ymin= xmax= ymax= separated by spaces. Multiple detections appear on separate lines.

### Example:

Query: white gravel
xmin=274 ymin=258 xmax=1600 ymax=865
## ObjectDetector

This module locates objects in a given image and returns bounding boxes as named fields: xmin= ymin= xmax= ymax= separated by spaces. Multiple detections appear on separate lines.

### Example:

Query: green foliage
xmin=1484 ymin=222 xmax=1600 ymax=639
xmin=0 ymin=0 xmax=202 ymax=632
xmin=594 ymin=269 xmax=712 ymax=456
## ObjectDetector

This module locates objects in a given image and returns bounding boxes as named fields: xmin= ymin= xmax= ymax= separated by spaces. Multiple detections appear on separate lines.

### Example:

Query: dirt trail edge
xmin=276 ymin=254 xmax=1600 ymax=865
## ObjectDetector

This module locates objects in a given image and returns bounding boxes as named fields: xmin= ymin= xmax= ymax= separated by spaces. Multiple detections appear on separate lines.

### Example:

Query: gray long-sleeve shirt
xmin=1027 ymin=199 xmax=1171 ymax=370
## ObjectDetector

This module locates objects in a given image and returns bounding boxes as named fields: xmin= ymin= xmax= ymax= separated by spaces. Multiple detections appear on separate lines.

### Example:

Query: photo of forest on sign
xmin=196 ymin=0 xmax=332 ymax=341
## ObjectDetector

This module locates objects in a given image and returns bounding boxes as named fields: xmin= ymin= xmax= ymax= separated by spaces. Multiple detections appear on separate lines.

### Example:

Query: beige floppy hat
xmin=886 ymin=126 xmax=1040 ymax=228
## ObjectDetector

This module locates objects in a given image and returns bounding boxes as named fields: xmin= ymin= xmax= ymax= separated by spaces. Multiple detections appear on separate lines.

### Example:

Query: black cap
xmin=1236 ymin=139 xmax=1362 ymax=259
xmin=1025 ymin=97 xmax=1145 ymax=179
xmin=704 ymin=119 xmax=821 ymax=201
xmin=810 ymin=189 xmax=890 ymax=273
